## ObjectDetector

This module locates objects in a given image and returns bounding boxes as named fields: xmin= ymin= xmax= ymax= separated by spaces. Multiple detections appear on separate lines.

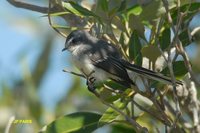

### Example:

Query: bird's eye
xmin=71 ymin=38 xmax=79 ymax=44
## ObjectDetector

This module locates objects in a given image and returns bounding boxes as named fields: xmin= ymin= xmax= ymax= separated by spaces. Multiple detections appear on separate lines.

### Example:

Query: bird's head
xmin=62 ymin=30 xmax=92 ymax=52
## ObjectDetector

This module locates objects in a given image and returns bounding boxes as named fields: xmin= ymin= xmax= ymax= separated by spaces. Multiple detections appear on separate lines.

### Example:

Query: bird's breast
xmin=71 ymin=54 xmax=108 ymax=82
xmin=72 ymin=55 xmax=94 ymax=75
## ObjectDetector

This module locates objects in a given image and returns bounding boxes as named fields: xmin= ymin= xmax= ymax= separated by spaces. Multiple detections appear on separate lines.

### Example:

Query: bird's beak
xmin=62 ymin=38 xmax=70 ymax=52
xmin=62 ymin=47 xmax=67 ymax=52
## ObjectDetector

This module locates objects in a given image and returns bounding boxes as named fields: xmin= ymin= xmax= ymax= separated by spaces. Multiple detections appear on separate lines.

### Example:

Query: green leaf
xmin=111 ymin=124 xmax=136 ymax=133
xmin=121 ymin=4 xmax=142 ymax=21
xmin=99 ymin=0 xmax=109 ymax=11
xmin=44 ymin=112 xmax=101 ymax=133
xmin=140 ymin=0 xmax=175 ymax=21
xmin=99 ymin=88 xmax=121 ymax=103
xmin=126 ymin=5 xmax=142 ymax=16
xmin=51 ymin=24 xmax=79 ymax=30
xmin=129 ymin=15 xmax=145 ymax=38
xmin=111 ymin=16 xmax=126 ymax=31
xmin=117 ymin=0 xmax=127 ymax=12
xmin=98 ymin=100 xmax=128 ymax=126
xmin=159 ymin=27 xmax=171 ymax=50
xmin=104 ymin=80 xmax=128 ymax=91
xmin=119 ymin=32 xmax=127 ymax=50
xmin=62 ymin=1 xmax=99 ymax=18
xmin=179 ymin=28 xmax=191 ymax=47
xmin=128 ymin=31 xmax=142 ymax=65
xmin=141 ymin=45 xmax=161 ymax=63
xmin=49 ymin=12 xmax=70 ymax=16
xmin=161 ymin=61 xmax=188 ymax=78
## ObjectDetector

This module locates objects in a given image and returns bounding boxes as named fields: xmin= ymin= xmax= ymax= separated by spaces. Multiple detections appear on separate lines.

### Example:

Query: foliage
xmin=4 ymin=0 xmax=200 ymax=133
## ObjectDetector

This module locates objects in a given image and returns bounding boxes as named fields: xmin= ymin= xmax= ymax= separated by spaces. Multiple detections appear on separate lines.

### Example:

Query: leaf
xmin=141 ymin=45 xmax=161 ymax=63
xmin=129 ymin=15 xmax=145 ymax=38
xmin=51 ymin=24 xmax=78 ymax=29
xmin=99 ymin=0 xmax=109 ymax=11
xmin=111 ymin=16 xmax=126 ymax=31
xmin=119 ymin=32 xmax=127 ymax=50
xmin=99 ymin=88 xmax=121 ymax=103
xmin=104 ymin=80 xmax=127 ymax=91
xmin=159 ymin=27 xmax=171 ymax=50
xmin=62 ymin=1 xmax=99 ymax=18
xmin=110 ymin=124 xmax=136 ymax=133
xmin=49 ymin=12 xmax=70 ymax=16
xmin=139 ymin=0 xmax=174 ymax=21
xmin=126 ymin=5 xmax=142 ymax=16
xmin=108 ymin=6 xmax=119 ymax=17
xmin=98 ymin=100 xmax=128 ymax=126
xmin=179 ymin=28 xmax=191 ymax=47
xmin=161 ymin=61 xmax=188 ymax=78
xmin=117 ymin=0 xmax=127 ymax=12
xmin=44 ymin=112 xmax=101 ymax=133
xmin=128 ymin=31 xmax=142 ymax=65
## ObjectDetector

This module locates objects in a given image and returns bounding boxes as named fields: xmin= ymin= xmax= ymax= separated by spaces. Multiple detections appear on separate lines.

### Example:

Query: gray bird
xmin=62 ymin=30 xmax=182 ymax=92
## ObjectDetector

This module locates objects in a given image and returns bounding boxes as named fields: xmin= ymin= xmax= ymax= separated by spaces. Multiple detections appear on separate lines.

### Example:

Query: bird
xmin=62 ymin=30 xmax=182 ymax=92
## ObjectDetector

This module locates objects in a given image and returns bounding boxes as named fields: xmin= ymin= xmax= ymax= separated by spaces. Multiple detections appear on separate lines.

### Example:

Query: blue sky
xmin=0 ymin=1 xmax=72 ymax=111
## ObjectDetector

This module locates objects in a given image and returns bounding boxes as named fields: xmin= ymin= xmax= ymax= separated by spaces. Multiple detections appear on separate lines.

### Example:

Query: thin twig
xmin=48 ymin=0 xmax=67 ymax=37
xmin=62 ymin=69 xmax=85 ymax=78
xmin=191 ymin=27 xmax=200 ymax=36
xmin=103 ymin=84 xmax=123 ymax=94
xmin=132 ymin=99 xmax=172 ymax=126
xmin=163 ymin=98 xmax=192 ymax=128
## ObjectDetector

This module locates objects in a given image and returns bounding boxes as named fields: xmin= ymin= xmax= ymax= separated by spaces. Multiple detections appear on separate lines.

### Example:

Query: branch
xmin=91 ymin=90 xmax=148 ymax=133
xmin=132 ymin=99 xmax=172 ymax=126
xmin=62 ymin=69 xmax=85 ymax=78
xmin=161 ymin=0 xmax=182 ymax=127
xmin=191 ymin=27 xmax=200 ymax=36
xmin=7 ymin=0 xmax=58 ymax=13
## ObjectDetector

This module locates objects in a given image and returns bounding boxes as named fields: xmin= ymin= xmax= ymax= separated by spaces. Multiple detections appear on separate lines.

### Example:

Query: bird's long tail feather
xmin=112 ymin=58 xmax=183 ymax=85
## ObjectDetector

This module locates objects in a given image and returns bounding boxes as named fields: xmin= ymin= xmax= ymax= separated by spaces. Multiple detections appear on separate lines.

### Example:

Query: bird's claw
xmin=86 ymin=77 xmax=96 ymax=92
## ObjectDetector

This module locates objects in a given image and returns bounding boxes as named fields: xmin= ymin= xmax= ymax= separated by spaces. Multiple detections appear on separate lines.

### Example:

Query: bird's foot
xmin=86 ymin=77 xmax=96 ymax=92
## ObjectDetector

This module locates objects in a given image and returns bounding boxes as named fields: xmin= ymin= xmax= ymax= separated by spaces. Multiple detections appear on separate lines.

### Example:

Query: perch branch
xmin=62 ymin=69 xmax=85 ymax=78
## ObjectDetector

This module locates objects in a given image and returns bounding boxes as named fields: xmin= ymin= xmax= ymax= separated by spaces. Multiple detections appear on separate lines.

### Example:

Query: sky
xmin=0 ymin=0 xmax=72 ymax=111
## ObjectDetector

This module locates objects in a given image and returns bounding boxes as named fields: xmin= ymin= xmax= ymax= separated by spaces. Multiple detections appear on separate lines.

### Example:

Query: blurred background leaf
xmin=44 ymin=112 xmax=101 ymax=133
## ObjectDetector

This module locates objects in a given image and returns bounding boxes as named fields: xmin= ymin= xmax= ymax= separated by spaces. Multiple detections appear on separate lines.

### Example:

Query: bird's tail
xmin=114 ymin=58 xmax=183 ymax=85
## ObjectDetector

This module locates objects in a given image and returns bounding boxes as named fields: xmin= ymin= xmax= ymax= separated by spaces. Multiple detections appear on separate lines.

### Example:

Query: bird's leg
xmin=86 ymin=70 xmax=96 ymax=92
xmin=86 ymin=77 xmax=96 ymax=92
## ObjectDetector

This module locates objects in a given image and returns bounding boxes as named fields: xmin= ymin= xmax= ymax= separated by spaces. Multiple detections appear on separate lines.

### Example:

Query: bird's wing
xmin=110 ymin=57 xmax=182 ymax=85
xmin=89 ymin=56 xmax=134 ymax=87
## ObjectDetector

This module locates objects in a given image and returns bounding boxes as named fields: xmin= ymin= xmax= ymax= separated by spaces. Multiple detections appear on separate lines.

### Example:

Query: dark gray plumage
xmin=62 ymin=30 xmax=182 ymax=91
